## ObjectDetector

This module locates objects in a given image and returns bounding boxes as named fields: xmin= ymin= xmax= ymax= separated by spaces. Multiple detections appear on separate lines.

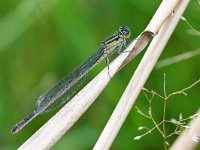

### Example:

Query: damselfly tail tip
xmin=11 ymin=110 xmax=38 ymax=134
xmin=11 ymin=125 xmax=19 ymax=134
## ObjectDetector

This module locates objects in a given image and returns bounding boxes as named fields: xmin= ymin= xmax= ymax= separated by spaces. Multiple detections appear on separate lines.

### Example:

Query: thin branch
xmin=164 ymin=73 xmax=167 ymax=97
xmin=134 ymin=121 xmax=164 ymax=140
xmin=135 ymin=106 xmax=151 ymax=119
xmin=149 ymin=102 xmax=164 ymax=137
xmin=166 ymin=131 xmax=181 ymax=138
xmin=143 ymin=78 xmax=200 ymax=100
xmin=163 ymin=74 xmax=167 ymax=150
xmin=166 ymin=78 xmax=200 ymax=99
xmin=142 ymin=88 xmax=165 ymax=99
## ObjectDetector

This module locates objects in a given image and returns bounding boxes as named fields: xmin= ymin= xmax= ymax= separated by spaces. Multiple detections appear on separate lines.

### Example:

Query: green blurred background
xmin=0 ymin=0 xmax=199 ymax=149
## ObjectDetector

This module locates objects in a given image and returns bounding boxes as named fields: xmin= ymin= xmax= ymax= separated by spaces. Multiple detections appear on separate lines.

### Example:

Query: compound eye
xmin=119 ymin=26 xmax=131 ymax=38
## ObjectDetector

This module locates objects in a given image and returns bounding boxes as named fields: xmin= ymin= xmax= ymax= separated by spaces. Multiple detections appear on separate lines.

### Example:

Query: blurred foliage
xmin=0 ymin=0 xmax=199 ymax=149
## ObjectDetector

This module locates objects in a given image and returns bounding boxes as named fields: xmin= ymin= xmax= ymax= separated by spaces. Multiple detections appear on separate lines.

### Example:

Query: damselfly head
xmin=119 ymin=26 xmax=131 ymax=38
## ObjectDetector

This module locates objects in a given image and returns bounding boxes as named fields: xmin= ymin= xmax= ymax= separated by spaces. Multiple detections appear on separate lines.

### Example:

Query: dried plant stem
xmin=170 ymin=109 xmax=200 ymax=150
xmin=93 ymin=0 xmax=190 ymax=149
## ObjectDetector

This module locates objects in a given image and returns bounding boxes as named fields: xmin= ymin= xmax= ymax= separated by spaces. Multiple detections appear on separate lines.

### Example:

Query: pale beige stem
xmin=93 ymin=0 xmax=190 ymax=149
xmin=170 ymin=109 xmax=200 ymax=150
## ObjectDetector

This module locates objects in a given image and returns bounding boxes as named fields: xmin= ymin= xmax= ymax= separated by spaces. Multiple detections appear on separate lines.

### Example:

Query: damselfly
xmin=11 ymin=26 xmax=131 ymax=134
